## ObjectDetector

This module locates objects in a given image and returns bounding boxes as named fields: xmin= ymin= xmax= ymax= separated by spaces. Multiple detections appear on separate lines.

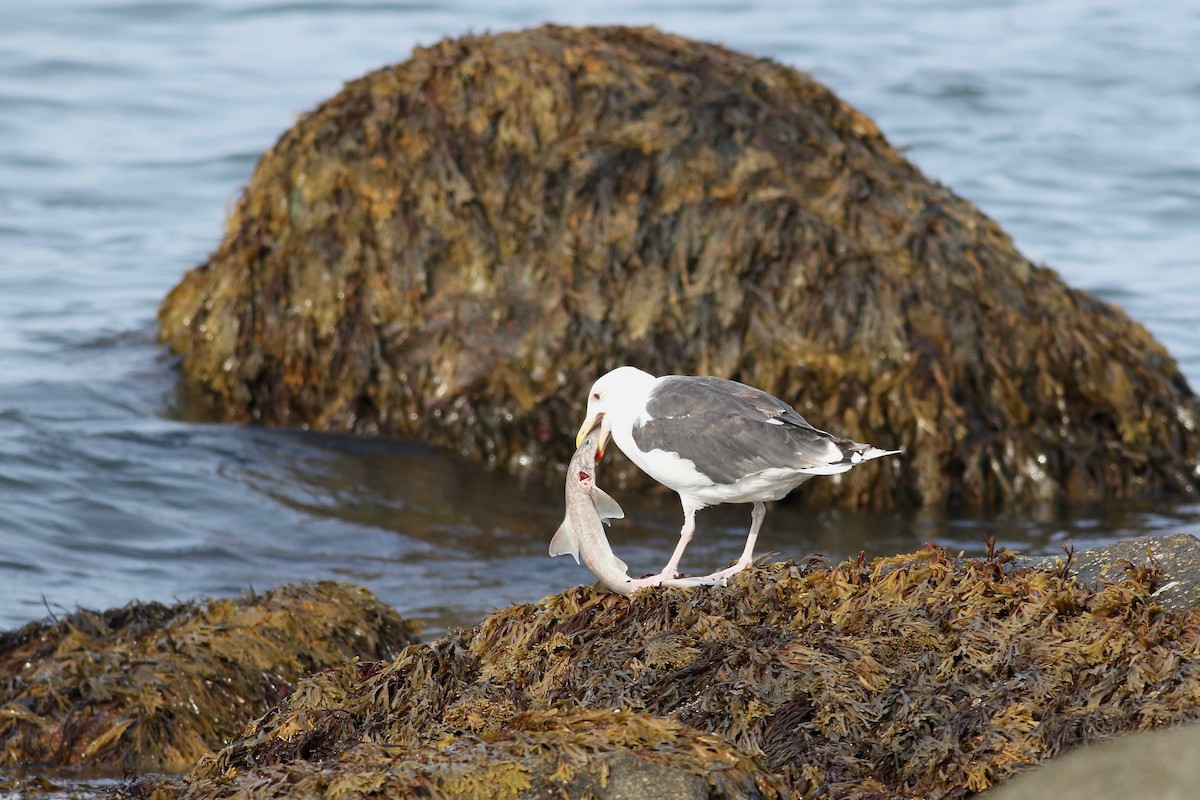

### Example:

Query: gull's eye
xmin=592 ymin=392 xmax=601 ymax=401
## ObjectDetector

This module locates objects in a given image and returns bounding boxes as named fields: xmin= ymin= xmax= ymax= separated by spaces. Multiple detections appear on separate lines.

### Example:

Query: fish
xmin=549 ymin=434 xmax=634 ymax=596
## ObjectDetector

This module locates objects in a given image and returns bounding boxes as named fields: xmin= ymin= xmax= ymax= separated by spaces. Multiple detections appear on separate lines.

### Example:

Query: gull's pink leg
xmin=627 ymin=506 xmax=696 ymax=590
xmin=696 ymin=501 xmax=765 ymax=582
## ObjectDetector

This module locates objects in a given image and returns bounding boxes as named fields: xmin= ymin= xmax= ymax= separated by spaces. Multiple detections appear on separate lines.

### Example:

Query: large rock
xmin=158 ymin=24 xmax=1200 ymax=509
xmin=123 ymin=543 xmax=1200 ymax=799
xmin=982 ymin=722 xmax=1200 ymax=800
xmin=0 ymin=582 xmax=420 ymax=773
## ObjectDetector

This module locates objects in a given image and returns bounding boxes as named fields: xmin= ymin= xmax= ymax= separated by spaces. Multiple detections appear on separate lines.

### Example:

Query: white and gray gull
xmin=575 ymin=366 xmax=901 ymax=590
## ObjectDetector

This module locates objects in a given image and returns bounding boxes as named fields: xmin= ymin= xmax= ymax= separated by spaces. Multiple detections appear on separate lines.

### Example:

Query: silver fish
xmin=550 ymin=434 xmax=633 ymax=596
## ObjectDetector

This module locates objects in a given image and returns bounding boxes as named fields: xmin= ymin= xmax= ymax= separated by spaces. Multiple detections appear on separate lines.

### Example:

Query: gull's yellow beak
xmin=576 ymin=413 xmax=608 ymax=460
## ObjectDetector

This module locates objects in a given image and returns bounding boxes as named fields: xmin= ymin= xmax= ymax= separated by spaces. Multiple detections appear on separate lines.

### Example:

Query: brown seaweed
xmin=0 ymin=582 xmax=420 ymax=773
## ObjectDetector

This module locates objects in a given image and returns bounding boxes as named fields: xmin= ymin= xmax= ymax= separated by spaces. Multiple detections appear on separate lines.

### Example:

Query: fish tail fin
xmin=549 ymin=519 xmax=581 ymax=564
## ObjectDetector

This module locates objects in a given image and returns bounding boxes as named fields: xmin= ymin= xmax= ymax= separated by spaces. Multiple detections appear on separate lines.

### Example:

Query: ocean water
xmin=1 ymin=0 xmax=1198 ymax=636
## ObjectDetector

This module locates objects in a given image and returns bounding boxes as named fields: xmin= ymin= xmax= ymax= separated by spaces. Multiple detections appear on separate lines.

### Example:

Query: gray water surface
xmin=2 ymin=0 xmax=1198 ymax=636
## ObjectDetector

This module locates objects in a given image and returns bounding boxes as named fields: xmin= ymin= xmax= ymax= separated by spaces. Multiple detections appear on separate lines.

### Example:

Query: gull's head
xmin=575 ymin=366 xmax=657 ymax=459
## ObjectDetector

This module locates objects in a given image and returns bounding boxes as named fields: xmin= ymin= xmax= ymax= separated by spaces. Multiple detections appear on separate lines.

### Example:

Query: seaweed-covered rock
xmin=1016 ymin=533 xmax=1200 ymax=613
xmin=129 ymin=543 xmax=1200 ymax=799
xmin=0 ymin=582 xmax=420 ymax=773
xmin=158 ymin=24 xmax=1200 ymax=510
xmin=131 ymin=711 xmax=775 ymax=800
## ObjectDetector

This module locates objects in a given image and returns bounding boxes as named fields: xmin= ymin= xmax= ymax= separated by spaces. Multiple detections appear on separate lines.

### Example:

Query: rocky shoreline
xmin=10 ymin=21 xmax=1198 ymax=800
xmin=3 ymin=535 xmax=1199 ymax=799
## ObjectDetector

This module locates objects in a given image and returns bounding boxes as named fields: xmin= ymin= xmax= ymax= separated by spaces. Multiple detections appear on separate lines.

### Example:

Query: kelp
xmin=0 ymin=582 xmax=420 ymax=773
xmin=124 ymin=542 xmax=1200 ymax=799
xmin=157 ymin=24 xmax=1200 ymax=510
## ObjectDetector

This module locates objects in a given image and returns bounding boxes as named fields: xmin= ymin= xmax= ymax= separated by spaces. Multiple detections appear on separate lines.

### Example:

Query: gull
xmin=576 ymin=366 xmax=901 ymax=589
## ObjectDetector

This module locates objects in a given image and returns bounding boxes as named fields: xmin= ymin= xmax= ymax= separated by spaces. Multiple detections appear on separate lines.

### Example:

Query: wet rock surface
xmin=157 ymin=24 xmax=1200 ymax=510
xmin=101 ymin=538 xmax=1200 ymax=799
xmin=0 ymin=582 xmax=420 ymax=774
